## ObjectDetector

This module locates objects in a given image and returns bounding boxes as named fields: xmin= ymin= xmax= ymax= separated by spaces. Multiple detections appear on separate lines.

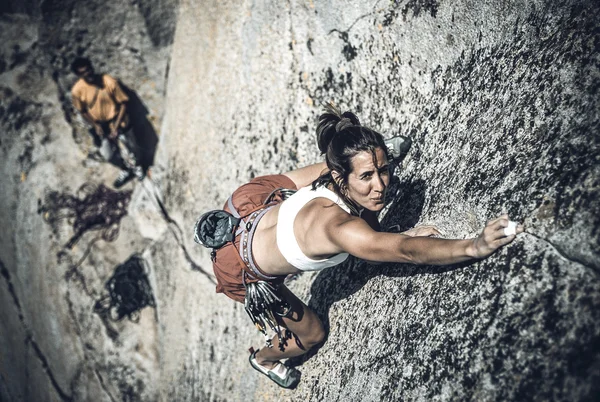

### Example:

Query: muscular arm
xmin=80 ymin=109 xmax=95 ymax=125
xmin=110 ymin=102 xmax=127 ymax=138
xmin=283 ymin=162 xmax=327 ymax=189
xmin=326 ymin=212 xmax=521 ymax=265
xmin=80 ymin=109 xmax=104 ymax=137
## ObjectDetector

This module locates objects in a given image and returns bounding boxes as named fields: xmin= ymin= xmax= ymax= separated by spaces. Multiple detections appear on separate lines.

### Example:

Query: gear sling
xmin=194 ymin=188 xmax=296 ymax=350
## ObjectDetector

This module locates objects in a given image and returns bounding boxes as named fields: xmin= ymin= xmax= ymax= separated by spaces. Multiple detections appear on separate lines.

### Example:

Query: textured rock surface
xmin=1 ymin=0 xmax=599 ymax=401
xmin=154 ymin=0 xmax=600 ymax=401
xmin=0 ymin=1 xmax=176 ymax=400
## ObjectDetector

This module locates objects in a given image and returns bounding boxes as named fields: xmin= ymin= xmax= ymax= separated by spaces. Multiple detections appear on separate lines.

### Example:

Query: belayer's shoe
xmin=248 ymin=348 xmax=301 ymax=389
xmin=113 ymin=170 xmax=134 ymax=188
xmin=384 ymin=135 xmax=412 ymax=160
xmin=133 ymin=166 xmax=145 ymax=181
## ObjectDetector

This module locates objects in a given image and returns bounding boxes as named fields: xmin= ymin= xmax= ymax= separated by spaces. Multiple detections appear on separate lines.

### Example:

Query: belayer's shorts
xmin=212 ymin=174 xmax=297 ymax=303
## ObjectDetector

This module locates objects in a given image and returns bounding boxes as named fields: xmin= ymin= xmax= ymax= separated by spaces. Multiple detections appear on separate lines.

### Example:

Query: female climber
xmin=194 ymin=103 xmax=523 ymax=388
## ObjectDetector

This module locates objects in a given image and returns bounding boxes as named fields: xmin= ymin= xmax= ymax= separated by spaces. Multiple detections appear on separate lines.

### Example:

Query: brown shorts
xmin=212 ymin=174 xmax=297 ymax=303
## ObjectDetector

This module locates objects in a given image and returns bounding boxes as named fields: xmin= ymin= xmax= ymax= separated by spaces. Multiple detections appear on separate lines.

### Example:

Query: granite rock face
xmin=154 ymin=0 xmax=599 ymax=401
xmin=1 ymin=0 xmax=599 ymax=401
xmin=0 ymin=1 xmax=176 ymax=400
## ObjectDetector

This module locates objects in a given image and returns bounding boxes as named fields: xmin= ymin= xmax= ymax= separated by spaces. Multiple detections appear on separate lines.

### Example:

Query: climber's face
xmin=76 ymin=65 xmax=95 ymax=84
xmin=335 ymin=147 xmax=390 ymax=212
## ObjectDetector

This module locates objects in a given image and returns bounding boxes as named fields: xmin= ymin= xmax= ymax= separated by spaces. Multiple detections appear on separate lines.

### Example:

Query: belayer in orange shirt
xmin=71 ymin=57 xmax=144 ymax=187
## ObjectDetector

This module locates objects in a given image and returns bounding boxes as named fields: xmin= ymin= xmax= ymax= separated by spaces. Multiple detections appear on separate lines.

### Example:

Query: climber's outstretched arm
xmin=326 ymin=213 xmax=523 ymax=265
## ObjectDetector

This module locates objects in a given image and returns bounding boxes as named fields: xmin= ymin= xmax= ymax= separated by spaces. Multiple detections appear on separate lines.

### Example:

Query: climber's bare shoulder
xmin=293 ymin=197 xmax=358 ymax=257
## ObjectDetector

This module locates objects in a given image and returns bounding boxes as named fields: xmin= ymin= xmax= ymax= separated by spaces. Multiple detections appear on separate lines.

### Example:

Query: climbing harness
xmin=194 ymin=187 xmax=296 ymax=349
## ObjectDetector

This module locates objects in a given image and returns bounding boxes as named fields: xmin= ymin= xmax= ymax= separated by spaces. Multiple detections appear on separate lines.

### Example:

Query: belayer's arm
xmin=110 ymin=102 xmax=127 ymax=138
xmin=283 ymin=162 xmax=327 ymax=188
xmin=327 ymin=213 xmax=523 ymax=265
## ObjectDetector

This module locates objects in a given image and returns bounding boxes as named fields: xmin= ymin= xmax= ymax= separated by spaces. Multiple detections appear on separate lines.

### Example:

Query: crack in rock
xmin=524 ymin=231 xmax=600 ymax=273
xmin=0 ymin=371 xmax=15 ymax=402
xmin=141 ymin=180 xmax=215 ymax=284
xmin=93 ymin=368 xmax=117 ymax=402
xmin=327 ymin=3 xmax=383 ymax=62
xmin=26 ymin=337 xmax=73 ymax=402
xmin=1 ymin=259 xmax=73 ymax=401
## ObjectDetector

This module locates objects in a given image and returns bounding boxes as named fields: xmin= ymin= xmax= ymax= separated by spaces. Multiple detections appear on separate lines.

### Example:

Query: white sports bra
xmin=276 ymin=186 xmax=350 ymax=271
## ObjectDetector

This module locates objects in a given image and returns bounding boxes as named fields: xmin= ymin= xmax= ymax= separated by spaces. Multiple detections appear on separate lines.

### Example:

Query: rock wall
xmin=1 ymin=0 xmax=599 ymax=401
xmin=153 ymin=0 xmax=599 ymax=401
xmin=0 ymin=0 xmax=177 ymax=401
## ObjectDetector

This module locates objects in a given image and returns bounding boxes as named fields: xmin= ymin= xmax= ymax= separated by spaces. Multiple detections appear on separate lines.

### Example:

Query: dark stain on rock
xmin=329 ymin=29 xmax=358 ymax=61
xmin=382 ymin=7 xmax=398 ymax=27
xmin=0 ymin=88 xmax=42 ymax=133
xmin=304 ymin=67 xmax=355 ymax=106
xmin=165 ymin=161 xmax=191 ymax=210
xmin=384 ymin=0 xmax=440 ymax=25
xmin=209 ymin=344 xmax=215 ymax=362
xmin=136 ymin=0 xmax=179 ymax=47
xmin=342 ymin=41 xmax=358 ymax=61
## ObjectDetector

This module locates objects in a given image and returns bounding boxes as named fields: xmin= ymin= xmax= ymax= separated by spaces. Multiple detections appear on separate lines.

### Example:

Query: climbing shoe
xmin=113 ymin=170 xmax=134 ymax=188
xmin=248 ymin=348 xmax=301 ymax=389
xmin=133 ymin=166 xmax=145 ymax=181
xmin=384 ymin=135 xmax=412 ymax=160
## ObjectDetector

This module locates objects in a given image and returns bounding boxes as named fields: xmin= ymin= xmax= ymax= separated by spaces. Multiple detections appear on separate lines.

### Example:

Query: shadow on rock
xmin=381 ymin=176 xmax=426 ymax=232
xmin=120 ymin=81 xmax=159 ymax=171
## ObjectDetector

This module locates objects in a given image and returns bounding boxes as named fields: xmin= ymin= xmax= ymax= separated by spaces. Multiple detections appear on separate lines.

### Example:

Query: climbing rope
xmin=39 ymin=182 xmax=132 ymax=248
xmin=94 ymin=254 xmax=155 ymax=322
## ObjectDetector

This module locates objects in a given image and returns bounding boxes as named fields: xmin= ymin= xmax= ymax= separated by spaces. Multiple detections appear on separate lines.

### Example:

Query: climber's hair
xmin=70 ymin=57 xmax=93 ymax=74
xmin=312 ymin=102 xmax=389 ymax=215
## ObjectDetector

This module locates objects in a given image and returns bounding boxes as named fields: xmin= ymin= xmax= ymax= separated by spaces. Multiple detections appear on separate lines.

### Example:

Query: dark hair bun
xmin=316 ymin=102 xmax=361 ymax=154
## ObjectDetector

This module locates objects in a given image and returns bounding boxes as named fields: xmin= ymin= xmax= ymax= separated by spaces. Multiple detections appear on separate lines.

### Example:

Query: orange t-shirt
xmin=71 ymin=74 xmax=129 ymax=124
